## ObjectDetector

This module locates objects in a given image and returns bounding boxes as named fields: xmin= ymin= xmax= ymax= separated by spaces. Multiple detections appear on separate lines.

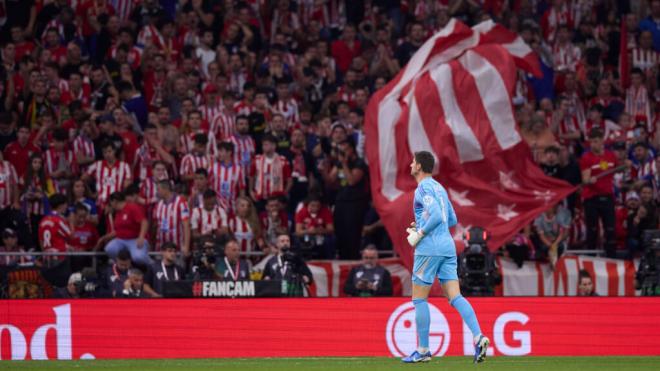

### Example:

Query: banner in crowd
xmin=497 ymin=255 xmax=637 ymax=297
xmin=1 ymin=297 xmax=658 ymax=360
xmin=307 ymin=258 xmax=412 ymax=297
xmin=364 ymin=19 xmax=577 ymax=270
xmin=308 ymin=257 xmax=637 ymax=297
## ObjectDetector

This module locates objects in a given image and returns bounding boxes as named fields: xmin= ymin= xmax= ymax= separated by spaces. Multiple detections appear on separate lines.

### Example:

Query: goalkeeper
xmin=402 ymin=151 xmax=490 ymax=364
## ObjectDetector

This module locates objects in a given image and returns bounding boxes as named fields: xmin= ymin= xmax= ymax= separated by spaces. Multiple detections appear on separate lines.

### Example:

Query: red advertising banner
xmin=1 ymin=298 xmax=659 ymax=360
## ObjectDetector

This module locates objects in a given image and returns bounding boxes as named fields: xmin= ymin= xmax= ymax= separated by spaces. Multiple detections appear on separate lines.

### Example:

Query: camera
xmin=74 ymin=268 xmax=99 ymax=298
xmin=636 ymin=230 xmax=660 ymax=296
xmin=458 ymin=227 xmax=501 ymax=296
xmin=191 ymin=238 xmax=221 ymax=280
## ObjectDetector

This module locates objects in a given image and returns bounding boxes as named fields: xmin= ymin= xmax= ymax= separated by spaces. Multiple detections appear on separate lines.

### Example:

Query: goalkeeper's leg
xmin=442 ymin=280 xmax=489 ymax=363
xmin=439 ymin=256 xmax=489 ymax=363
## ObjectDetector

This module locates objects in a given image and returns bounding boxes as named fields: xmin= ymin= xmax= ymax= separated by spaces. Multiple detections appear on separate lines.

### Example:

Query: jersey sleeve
xmin=417 ymin=184 xmax=446 ymax=235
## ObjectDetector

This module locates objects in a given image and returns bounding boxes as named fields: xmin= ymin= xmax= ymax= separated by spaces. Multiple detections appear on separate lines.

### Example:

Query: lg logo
xmin=386 ymin=302 xmax=451 ymax=357
xmin=0 ymin=304 xmax=95 ymax=360
xmin=386 ymin=302 xmax=531 ymax=357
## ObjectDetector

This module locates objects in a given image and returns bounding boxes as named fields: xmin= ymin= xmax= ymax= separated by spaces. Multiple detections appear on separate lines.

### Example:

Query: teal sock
xmin=413 ymin=298 xmax=430 ymax=349
xmin=450 ymin=295 xmax=482 ymax=339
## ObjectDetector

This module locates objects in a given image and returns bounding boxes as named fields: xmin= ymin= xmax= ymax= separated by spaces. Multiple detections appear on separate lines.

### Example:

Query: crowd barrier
xmin=1 ymin=297 xmax=659 ymax=360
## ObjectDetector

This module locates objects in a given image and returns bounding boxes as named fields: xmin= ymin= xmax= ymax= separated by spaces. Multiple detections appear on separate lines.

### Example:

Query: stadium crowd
xmin=0 ymin=0 xmax=658 ymax=297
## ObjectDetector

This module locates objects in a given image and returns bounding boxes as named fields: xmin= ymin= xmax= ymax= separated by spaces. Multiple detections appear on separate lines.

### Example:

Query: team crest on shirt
xmin=422 ymin=195 xmax=433 ymax=206
xmin=600 ymin=161 xmax=609 ymax=170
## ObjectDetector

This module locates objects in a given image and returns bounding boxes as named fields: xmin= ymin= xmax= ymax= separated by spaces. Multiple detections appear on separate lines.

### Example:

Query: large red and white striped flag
xmin=365 ymin=19 xmax=577 ymax=269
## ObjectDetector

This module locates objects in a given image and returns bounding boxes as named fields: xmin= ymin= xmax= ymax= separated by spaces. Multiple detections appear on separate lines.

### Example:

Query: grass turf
xmin=2 ymin=357 xmax=660 ymax=371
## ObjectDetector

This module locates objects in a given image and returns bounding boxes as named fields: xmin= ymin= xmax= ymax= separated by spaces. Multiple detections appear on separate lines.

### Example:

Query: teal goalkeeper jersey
xmin=413 ymin=177 xmax=458 ymax=256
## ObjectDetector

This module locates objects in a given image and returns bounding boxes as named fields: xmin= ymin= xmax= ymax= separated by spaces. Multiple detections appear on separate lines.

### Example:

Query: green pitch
xmin=3 ymin=357 xmax=660 ymax=371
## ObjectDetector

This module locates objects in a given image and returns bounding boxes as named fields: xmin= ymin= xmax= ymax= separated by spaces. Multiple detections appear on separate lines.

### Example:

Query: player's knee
xmin=448 ymin=294 xmax=463 ymax=306
xmin=412 ymin=297 xmax=427 ymax=305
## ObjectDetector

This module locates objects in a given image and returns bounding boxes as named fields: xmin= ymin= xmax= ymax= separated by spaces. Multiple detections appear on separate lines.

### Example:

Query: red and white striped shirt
xmin=250 ymin=154 xmax=291 ymax=201
xmin=139 ymin=177 xmax=159 ymax=206
xmin=227 ymin=214 xmax=255 ymax=253
xmin=86 ymin=160 xmax=132 ymax=205
xmin=112 ymin=0 xmax=138 ymax=22
xmin=0 ymin=161 xmax=18 ymax=209
xmin=191 ymin=205 xmax=228 ymax=236
xmin=209 ymin=161 xmax=245 ymax=212
xmin=210 ymin=112 xmax=236 ymax=141
xmin=43 ymin=149 xmax=77 ymax=194
xmin=552 ymin=42 xmax=581 ymax=72
xmin=180 ymin=153 xmax=212 ymax=180
xmin=555 ymin=115 xmax=580 ymax=146
xmin=200 ymin=101 xmax=225 ymax=123
xmin=273 ymin=98 xmax=299 ymax=126
xmin=153 ymin=195 xmax=190 ymax=250
xmin=229 ymin=134 xmax=256 ymax=172
xmin=73 ymin=136 xmax=95 ymax=172
xmin=625 ymin=85 xmax=653 ymax=127
xmin=631 ymin=47 xmax=659 ymax=72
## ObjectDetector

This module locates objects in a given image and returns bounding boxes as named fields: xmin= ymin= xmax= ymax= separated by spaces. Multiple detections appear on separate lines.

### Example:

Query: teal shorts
xmin=412 ymin=255 xmax=459 ymax=286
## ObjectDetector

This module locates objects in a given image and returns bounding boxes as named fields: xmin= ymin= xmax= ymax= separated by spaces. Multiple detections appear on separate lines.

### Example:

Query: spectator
xmin=294 ymin=194 xmax=334 ymax=258
xmin=533 ymin=204 xmax=571 ymax=266
xmin=260 ymin=196 xmax=290 ymax=247
xmin=147 ymin=242 xmax=185 ymax=295
xmin=21 ymin=153 xmax=51 ymax=240
xmin=0 ymin=228 xmax=33 ymax=267
xmin=153 ymin=180 xmax=191 ymax=256
xmin=83 ymin=140 xmax=132 ymax=209
xmin=191 ymin=189 xmax=228 ymax=240
xmin=43 ymin=128 xmax=77 ymax=195
xmin=343 ymin=245 xmax=393 ymax=297
xmin=580 ymin=127 xmax=618 ymax=257
xmin=209 ymin=141 xmax=245 ymax=213
xmin=639 ymin=0 xmax=660 ymax=51
xmin=69 ymin=203 xmax=99 ymax=252
xmin=215 ymin=238 xmax=251 ymax=281
xmin=38 ymin=194 xmax=71 ymax=260
xmin=325 ymin=139 xmax=368 ymax=259
xmin=331 ymin=24 xmax=361 ymax=74
xmin=577 ymin=269 xmax=598 ymax=296
xmin=249 ymin=134 xmax=292 ymax=205
xmin=228 ymin=196 xmax=262 ymax=254
xmin=99 ymin=191 xmax=150 ymax=266
xmin=287 ymin=127 xmax=314 ymax=214
xmin=3 ymin=125 xmax=40 ymax=182
xmin=117 ymin=80 xmax=148 ymax=130
xmin=179 ymin=133 xmax=212 ymax=185
xmin=68 ymin=179 xmax=99 ymax=224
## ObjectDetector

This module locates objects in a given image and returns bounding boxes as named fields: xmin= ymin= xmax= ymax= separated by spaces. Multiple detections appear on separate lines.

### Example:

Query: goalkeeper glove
xmin=406 ymin=228 xmax=423 ymax=247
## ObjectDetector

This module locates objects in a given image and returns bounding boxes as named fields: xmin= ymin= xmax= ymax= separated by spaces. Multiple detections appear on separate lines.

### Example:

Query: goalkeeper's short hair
xmin=414 ymin=151 xmax=435 ymax=173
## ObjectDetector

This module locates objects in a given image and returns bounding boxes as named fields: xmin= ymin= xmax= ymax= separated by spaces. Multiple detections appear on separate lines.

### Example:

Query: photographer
xmin=263 ymin=231 xmax=313 ymax=296
xmin=343 ymin=245 xmax=393 ymax=297
xmin=54 ymin=270 xmax=101 ymax=298
xmin=191 ymin=237 xmax=221 ymax=280
xmin=216 ymin=239 xmax=251 ymax=281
